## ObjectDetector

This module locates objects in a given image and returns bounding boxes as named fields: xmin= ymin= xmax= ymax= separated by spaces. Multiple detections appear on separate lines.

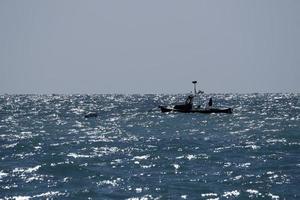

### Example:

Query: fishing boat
xmin=159 ymin=81 xmax=233 ymax=114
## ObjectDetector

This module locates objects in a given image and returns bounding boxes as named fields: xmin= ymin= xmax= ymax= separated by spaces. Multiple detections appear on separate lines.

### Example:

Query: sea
xmin=0 ymin=94 xmax=299 ymax=200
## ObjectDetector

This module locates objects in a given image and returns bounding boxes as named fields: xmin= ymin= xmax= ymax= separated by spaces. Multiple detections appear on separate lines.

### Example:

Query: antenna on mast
xmin=192 ymin=81 xmax=204 ymax=95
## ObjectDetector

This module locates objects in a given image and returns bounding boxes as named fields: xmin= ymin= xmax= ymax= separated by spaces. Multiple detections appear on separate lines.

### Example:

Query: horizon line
xmin=1 ymin=92 xmax=299 ymax=95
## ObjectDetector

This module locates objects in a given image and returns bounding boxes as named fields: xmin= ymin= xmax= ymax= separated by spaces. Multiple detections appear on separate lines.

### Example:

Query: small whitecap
xmin=269 ymin=174 xmax=279 ymax=180
xmin=12 ymin=165 xmax=41 ymax=174
xmin=246 ymin=189 xmax=260 ymax=194
xmin=173 ymin=164 xmax=180 ymax=171
xmin=263 ymin=129 xmax=281 ymax=133
xmin=266 ymin=138 xmax=287 ymax=144
xmin=245 ymin=144 xmax=260 ymax=150
xmin=33 ymin=191 xmax=63 ymax=198
xmin=268 ymin=193 xmax=280 ymax=200
xmin=97 ymin=179 xmax=121 ymax=187
xmin=70 ymin=108 xmax=85 ymax=115
xmin=222 ymin=190 xmax=240 ymax=198
xmin=26 ymin=176 xmax=41 ymax=183
xmin=34 ymin=146 xmax=41 ymax=150
xmin=24 ymin=165 xmax=41 ymax=173
xmin=12 ymin=196 xmax=31 ymax=200
xmin=141 ymin=164 xmax=155 ymax=169
xmin=181 ymin=194 xmax=188 ymax=199
xmin=67 ymin=153 xmax=90 ymax=158
xmin=201 ymin=193 xmax=218 ymax=197
xmin=133 ymin=155 xmax=150 ymax=160
xmin=63 ymin=177 xmax=71 ymax=182
xmin=223 ymin=162 xmax=231 ymax=167
xmin=2 ymin=142 xmax=18 ymax=148
xmin=13 ymin=168 xmax=24 ymax=173
xmin=238 ymin=163 xmax=251 ymax=168
xmin=0 ymin=171 xmax=8 ymax=178
xmin=232 ymin=175 xmax=242 ymax=180
xmin=135 ymin=188 xmax=142 ymax=193
xmin=186 ymin=154 xmax=196 ymax=160
xmin=109 ymin=117 xmax=120 ymax=122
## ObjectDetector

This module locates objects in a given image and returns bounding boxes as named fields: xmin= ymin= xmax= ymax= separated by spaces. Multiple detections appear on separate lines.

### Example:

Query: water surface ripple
xmin=0 ymin=94 xmax=299 ymax=199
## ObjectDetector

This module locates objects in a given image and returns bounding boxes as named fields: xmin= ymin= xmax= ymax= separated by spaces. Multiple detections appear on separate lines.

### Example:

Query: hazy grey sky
xmin=1 ymin=0 xmax=299 ymax=94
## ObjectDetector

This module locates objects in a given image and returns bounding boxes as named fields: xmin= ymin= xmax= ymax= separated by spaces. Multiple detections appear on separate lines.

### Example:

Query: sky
xmin=1 ymin=0 xmax=299 ymax=94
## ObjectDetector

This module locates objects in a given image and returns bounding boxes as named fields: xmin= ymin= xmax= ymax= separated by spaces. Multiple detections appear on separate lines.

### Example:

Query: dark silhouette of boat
xmin=159 ymin=81 xmax=233 ymax=114
xmin=159 ymin=105 xmax=232 ymax=114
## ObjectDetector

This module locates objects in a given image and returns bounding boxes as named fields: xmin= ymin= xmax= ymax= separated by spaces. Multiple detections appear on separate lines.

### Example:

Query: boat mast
xmin=192 ymin=81 xmax=197 ymax=95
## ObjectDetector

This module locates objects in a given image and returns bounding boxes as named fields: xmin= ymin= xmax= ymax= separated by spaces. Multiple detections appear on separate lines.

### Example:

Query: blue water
xmin=0 ymin=94 xmax=299 ymax=199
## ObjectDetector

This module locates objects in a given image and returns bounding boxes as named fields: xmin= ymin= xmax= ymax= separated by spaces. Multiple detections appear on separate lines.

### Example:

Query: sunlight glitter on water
xmin=0 ymin=94 xmax=299 ymax=199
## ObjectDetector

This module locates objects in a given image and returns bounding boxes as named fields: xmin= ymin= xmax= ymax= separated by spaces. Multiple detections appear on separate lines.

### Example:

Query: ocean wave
xmin=0 ymin=94 xmax=299 ymax=199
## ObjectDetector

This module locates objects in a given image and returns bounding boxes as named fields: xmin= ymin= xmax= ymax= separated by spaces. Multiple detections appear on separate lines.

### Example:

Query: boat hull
xmin=159 ymin=106 xmax=232 ymax=114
